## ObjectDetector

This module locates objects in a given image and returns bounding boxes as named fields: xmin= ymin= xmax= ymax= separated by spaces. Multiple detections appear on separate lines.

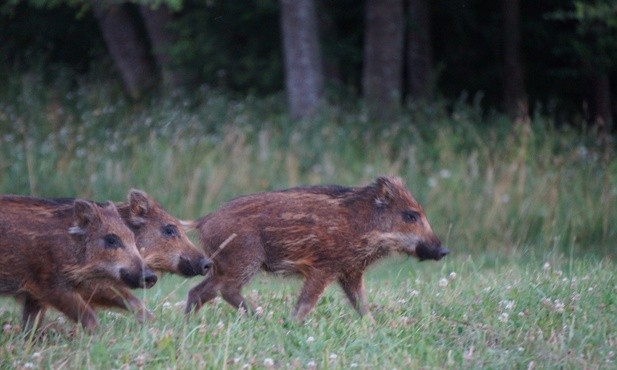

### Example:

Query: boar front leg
xmin=84 ymin=287 xmax=154 ymax=323
xmin=185 ymin=276 xmax=220 ymax=315
xmin=22 ymin=295 xmax=47 ymax=333
xmin=220 ymin=284 xmax=252 ymax=315
xmin=45 ymin=290 xmax=98 ymax=333
xmin=338 ymin=273 xmax=374 ymax=322
xmin=291 ymin=271 xmax=334 ymax=322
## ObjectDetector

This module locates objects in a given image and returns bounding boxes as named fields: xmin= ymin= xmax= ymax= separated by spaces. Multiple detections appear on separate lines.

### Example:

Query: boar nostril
xmin=201 ymin=258 xmax=213 ymax=275
xmin=439 ymin=247 xmax=450 ymax=258
xmin=144 ymin=270 xmax=158 ymax=288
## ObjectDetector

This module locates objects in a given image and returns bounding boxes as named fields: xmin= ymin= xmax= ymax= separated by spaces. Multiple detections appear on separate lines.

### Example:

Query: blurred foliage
xmin=548 ymin=0 xmax=617 ymax=70
xmin=0 ymin=0 xmax=616 ymax=120
xmin=0 ymin=0 xmax=184 ymax=14
xmin=0 ymin=71 xmax=614 ymax=256
xmin=169 ymin=0 xmax=284 ymax=94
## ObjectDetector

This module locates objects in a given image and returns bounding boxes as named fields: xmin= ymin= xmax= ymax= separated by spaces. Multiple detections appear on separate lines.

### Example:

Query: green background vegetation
xmin=1 ymin=0 xmax=616 ymax=120
xmin=0 ymin=0 xmax=616 ymax=368
xmin=0 ymin=73 xmax=615 ymax=368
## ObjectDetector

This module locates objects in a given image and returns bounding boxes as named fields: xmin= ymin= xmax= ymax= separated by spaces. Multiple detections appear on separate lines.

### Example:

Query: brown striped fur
xmin=46 ymin=190 xmax=212 ymax=322
xmin=185 ymin=176 xmax=448 ymax=322
xmin=0 ymin=196 xmax=156 ymax=333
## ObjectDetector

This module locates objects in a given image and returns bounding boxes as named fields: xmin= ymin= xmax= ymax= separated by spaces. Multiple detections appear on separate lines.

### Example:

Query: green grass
xmin=1 ymin=255 xmax=615 ymax=368
xmin=0 ymin=74 xmax=616 ymax=368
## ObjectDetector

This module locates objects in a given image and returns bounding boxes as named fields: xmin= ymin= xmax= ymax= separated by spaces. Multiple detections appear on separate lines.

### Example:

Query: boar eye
xmin=162 ymin=224 xmax=179 ymax=238
xmin=104 ymin=234 xmax=122 ymax=249
xmin=402 ymin=211 xmax=420 ymax=223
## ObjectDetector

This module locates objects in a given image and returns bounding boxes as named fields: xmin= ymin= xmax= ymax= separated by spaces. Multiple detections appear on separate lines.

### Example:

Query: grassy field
xmin=1 ymin=254 xmax=615 ymax=369
xmin=0 ymin=76 xmax=616 ymax=368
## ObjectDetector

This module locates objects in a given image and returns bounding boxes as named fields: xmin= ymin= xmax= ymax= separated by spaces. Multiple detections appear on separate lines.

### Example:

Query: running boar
xmin=0 ymin=196 xmax=157 ymax=333
xmin=185 ymin=176 xmax=449 ymax=322
xmin=53 ymin=190 xmax=212 ymax=321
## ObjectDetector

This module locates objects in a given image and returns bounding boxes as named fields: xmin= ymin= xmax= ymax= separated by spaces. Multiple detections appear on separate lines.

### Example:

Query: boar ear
xmin=374 ymin=176 xmax=397 ymax=207
xmin=128 ymin=189 xmax=150 ymax=227
xmin=70 ymin=200 xmax=100 ymax=235
xmin=102 ymin=201 xmax=119 ymax=213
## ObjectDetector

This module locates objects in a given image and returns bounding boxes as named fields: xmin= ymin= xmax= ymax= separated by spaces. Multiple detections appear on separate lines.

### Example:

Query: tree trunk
xmin=363 ymin=0 xmax=404 ymax=120
xmin=584 ymin=64 xmax=613 ymax=136
xmin=318 ymin=4 xmax=342 ymax=89
xmin=139 ymin=4 xmax=193 ymax=88
xmin=279 ymin=0 xmax=324 ymax=120
xmin=92 ymin=2 xmax=157 ymax=99
xmin=407 ymin=0 xmax=433 ymax=101
xmin=502 ymin=0 xmax=527 ymax=121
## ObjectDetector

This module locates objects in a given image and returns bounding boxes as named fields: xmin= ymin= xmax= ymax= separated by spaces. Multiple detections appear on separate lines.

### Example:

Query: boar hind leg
xmin=22 ymin=295 xmax=47 ymax=332
xmin=291 ymin=272 xmax=334 ymax=322
xmin=185 ymin=276 xmax=220 ymax=314
xmin=46 ymin=291 xmax=98 ymax=333
xmin=339 ymin=274 xmax=374 ymax=322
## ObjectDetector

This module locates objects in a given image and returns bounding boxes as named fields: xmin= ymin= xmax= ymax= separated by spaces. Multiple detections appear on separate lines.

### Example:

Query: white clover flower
xmin=543 ymin=262 xmax=550 ymax=271
xmin=409 ymin=290 xmax=419 ymax=297
xmin=439 ymin=169 xmax=451 ymax=179
xmin=134 ymin=355 xmax=146 ymax=367
xmin=554 ymin=300 xmax=565 ymax=313
xmin=463 ymin=346 xmax=474 ymax=360
xmin=448 ymin=272 xmax=457 ymax=280
xmin=498 ymin=312 xmax=509 ymax=323
xmin=307 ymin=336 xmax=315 ymax=344
xmin=264 ymin=358 xmax=274 ymax=367
xmin=307 ymin=360 xmax=317 ymax=369
xmin=329 ymin=353 xmax=338 ymax=361
xmin=438 ymin=278 xmax=449 ymax=287
xmin=499 ymin=300 xmax=515 ymax=311
xmin=162 ymin=302 xmax=171 ymax=310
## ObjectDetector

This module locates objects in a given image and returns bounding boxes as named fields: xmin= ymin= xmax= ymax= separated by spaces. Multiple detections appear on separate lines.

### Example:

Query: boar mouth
xmin=120 ymin=268 xmax=158 ymax=289
xmin=178 ymin=256 xmax=213 ymax=277
xmin=415 ymin=243 xmax=450 ymax=261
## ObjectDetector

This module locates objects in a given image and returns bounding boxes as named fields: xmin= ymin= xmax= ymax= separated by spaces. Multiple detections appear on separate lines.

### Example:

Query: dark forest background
xmin=0 ymin=0 xmax=616 ymax=132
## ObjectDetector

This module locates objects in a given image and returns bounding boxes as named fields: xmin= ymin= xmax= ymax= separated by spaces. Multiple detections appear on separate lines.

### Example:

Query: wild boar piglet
xmin=0 ymin=196 xmax=156 ymax=333
xmin=186 ymin=176 xmax=448 ymax=322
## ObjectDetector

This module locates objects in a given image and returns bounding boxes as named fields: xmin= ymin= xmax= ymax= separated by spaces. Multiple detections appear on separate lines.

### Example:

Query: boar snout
xmin=199 ymin=257 xmax=214 ymax=275
xmin=416 ymin=242 xmax=449 ymax=261
xmin=120 ymin=265 xmax=158 ymax=289
xmin=143 ymin=268 xmax=158 ymax=288
xmin=178 ymin=256 xmax=213 ymax=277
